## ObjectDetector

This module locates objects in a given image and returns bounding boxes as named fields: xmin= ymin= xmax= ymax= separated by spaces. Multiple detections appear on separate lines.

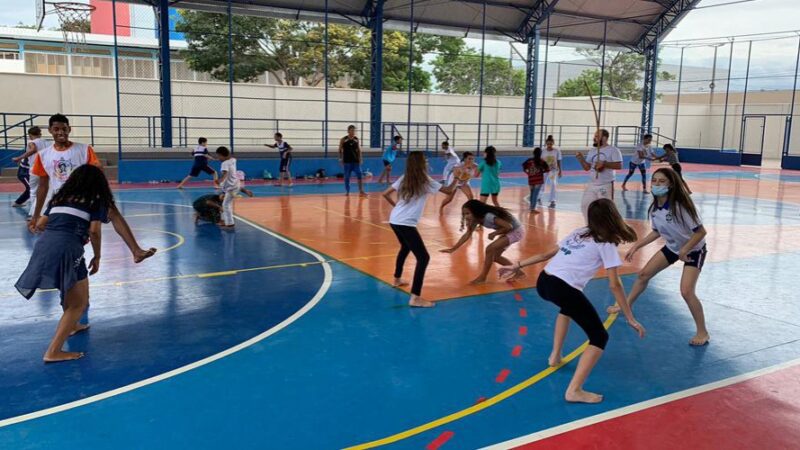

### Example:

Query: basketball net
xmin=52 ymin=2 xmax=95 ymax=49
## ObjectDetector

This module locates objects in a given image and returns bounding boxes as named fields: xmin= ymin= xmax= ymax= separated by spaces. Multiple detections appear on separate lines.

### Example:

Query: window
xmin=71 ymin=54 xmax=112 ymax=77
xmin=0 ymin=51 xmax=20 ymax=60
xmin=119 ymin=58 xmax=155 ymax=79
xmin=24 ymin=52 xmax=67 ymax=75
xmin=171 ymin=60 xmax=193 ymax=81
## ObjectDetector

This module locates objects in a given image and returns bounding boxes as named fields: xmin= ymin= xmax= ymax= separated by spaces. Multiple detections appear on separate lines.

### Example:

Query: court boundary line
xmin=0 ymin=202 xmax=333 ymax=429
xmin=481 ymin=356 xmax=800 ymax=449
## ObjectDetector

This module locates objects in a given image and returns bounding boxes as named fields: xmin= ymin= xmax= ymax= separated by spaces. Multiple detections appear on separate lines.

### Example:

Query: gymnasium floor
xmin=1 ymin=163 xmax=799 ymax=449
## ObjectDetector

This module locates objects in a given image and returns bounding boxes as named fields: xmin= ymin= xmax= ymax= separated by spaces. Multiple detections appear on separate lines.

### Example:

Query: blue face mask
xmin=651 ymin=185 xmax=669 ymax=197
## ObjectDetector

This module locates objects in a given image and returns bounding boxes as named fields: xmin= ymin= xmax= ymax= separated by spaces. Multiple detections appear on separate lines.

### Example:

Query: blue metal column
xmin=640 ymin=41 xmax=658 ymax=133
xmin=406 ymin=0 xmax=414 ymax=150
xmin=522 ymin=28 xmax=540 ymax=147
xmin=112 ymin=0 xmax=122 ymax=159
xmin=369 ymin=0 xmax=384 ymax=149
xmin=476 ymin=0 xmax=486 ymax=151
xmin=227 ymin=0 xmax=234 ymax=151
xmin=324 ymin=0 xmax=329 ymax=156
xmin=157 ymin=0 xmax=172 ymax=147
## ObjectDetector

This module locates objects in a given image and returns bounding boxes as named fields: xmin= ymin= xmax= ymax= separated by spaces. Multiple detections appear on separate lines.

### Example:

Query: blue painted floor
xmin=1 ymin=167 xmax=799 ymax=449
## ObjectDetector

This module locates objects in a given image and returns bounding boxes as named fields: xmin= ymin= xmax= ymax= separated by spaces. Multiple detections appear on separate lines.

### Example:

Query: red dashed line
xmin=475 ymin=396 xmax=487 ymax=404
xmin=519 ymin=325 xmax=528 ymax=336
xmin=514 ymin=293 xmax=523 ymax=301
xmin=519 ymin=308 xmax=528 ymax=318
xmin=426 ymin=431 xmax=455 ymax=450
xmin=496 ymin=369 xmax=511 ymax=383
xmin=511 ymin=345 xmax=522 ymax=357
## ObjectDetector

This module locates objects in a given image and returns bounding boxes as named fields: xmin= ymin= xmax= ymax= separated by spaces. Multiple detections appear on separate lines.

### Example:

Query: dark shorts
xmin=383 ymin=159 xmax=392 ymax=167
xmin=629 ymin=162 xmax=646 ymax=171
xmin=661 ymin=245 xmax=707 ymax=270
xmin=280 ymin=156 xmax=292 ymax=173
xmin=190 ymin=163 xmax=215 ymax=177
xmin=481 ymin=192 xmax=499 ymax=196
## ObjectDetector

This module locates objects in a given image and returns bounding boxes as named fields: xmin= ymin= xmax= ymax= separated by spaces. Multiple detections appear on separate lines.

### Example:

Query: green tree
xmin=555 ymin=49 xmax=675 ymax=100
xmin=59 ymin=17 xmax=91 ymax=33
xmin=429 ymin=40 xmax=525 ymax=95
xmin=554 ymin=69 xmax=601 ymax=97
xmin=176 ymin=11 xmax=364 ymax=85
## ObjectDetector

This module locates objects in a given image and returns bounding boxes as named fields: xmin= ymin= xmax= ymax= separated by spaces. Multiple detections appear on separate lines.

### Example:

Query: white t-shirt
xmin=443 ymin=147 xmax=460 ymax=177
xmin=220 ymin=158 xmax=240 ymax=191
xmin=650 ymin=201 xmax=705 ymax=254
xmin=545 ymin=228 xmax=623 ymax=291
xmin=32 ymin=142 xmax=99 ymax=195
xmin=587 ymin=145 xmax=623 ymax=185
xmin=389 ymin=176 xmax=442 ymax=227
xmin=630 ymin=143 xmax=650 ymax=165
xmin=542 ymin=147 xmax=562 ymax=176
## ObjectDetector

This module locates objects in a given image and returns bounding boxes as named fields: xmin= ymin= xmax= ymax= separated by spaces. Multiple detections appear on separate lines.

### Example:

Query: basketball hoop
xmin=35 ymin=0 xmax=95 ymax=49
xmin=53 ymin=2 xmax=95 ymax=48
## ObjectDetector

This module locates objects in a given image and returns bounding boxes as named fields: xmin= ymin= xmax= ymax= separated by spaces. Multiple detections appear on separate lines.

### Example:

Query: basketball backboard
xmin=35 ymin=0 xmax=46 ymax=31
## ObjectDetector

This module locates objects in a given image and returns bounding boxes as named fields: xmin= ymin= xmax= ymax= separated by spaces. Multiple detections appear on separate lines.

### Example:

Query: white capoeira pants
xmin=544 ymin=174 xmax=558 ymax=204
xmin=28 ymin=174 xmax=39 ymax=217
xmin=581 ymin=182 xmax=614 ymax=222
xmin=222 ymin=188 xmax=237 ymax=226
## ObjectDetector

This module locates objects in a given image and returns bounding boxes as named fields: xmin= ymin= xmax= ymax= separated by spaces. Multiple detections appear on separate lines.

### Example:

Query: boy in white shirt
xmin=12 ymin=126 xmax=51 ymax=216
xmin=215 ymin=146 xmax=240 ymax=229
xmin=441 ymin=141 xmax=460 ymax=183
xmin=541 ymin=135 xmax=562 ymax=208
xmin=622 ymin=134 xmax=652 ymax=193
xmin=576 ymin=129 xmax=623 ymax=222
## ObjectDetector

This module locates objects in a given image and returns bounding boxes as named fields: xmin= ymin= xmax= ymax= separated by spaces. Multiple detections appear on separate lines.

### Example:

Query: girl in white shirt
xmin=501 ymin=199 xmax=645 ymax=404
xmin=609 ymin=167 xmax=709 ymax=346
xmin=383 ymin=152 xmax=457 ymax=307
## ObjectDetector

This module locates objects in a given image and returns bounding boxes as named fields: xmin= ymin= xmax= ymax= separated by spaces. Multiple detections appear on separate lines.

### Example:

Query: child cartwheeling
xmin=177 ymin=138 xmax=218 ymax=189
xmin=379 ymin=136 xmax=402 ymax=185
xmin=264 ymin=133 xmax=293 ymax=187
xmin=608 ymin=167 xmax=708 ymax=345
xmin=439 ymin=151 xmax=478 ymax=213
xmin=15 ymin=165 xmax=114 ymax=363
xmin=478 ymin=146 xmax=502 ymax=207
xmin=382 ymin=152 xmax=457 ymax=307
xmin=216 ymin=146 xmax=239 ymax=229
xmin=522 ymin=147 xmax=550 ymax=213
xmin=441 ymin=200 xmax=524 ymax=285
xmin=500 ymin=199 xmax=645 ymax=403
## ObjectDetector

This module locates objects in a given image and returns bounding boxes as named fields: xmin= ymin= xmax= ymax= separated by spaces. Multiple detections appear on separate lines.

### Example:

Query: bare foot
xmin=359 ymin=192 xmax=368 ymax=198
xmin=243 ymin=189 xmax=255 ymax=197
xmin=621 ymin=184 xmax=628 ymax=191
xmin=689 ymin=333 xmax=710 ymax=346
xmin=565 ymin=389 xmax=603 ymax=404
xmin=548 ymin=354 xmax=562 ymax=367
xmin=70 ymin=324 xmax=90 ymax=336
xmin=43 ymin=351 xmax=84 ymax=363
xmin=529 ymin=210 xmax=540 ymax=214
xmin=642 ymin=189 xmax=649 ymax=193
xmin=133 ymin=248 xmax=157 ymax=264
xmin=469 ymin=277 xmax=487 ymax=285
xmin=409 ymin=296 xmax=435 ymax=308
xmin=176 ymin=185 xmax=184 ymax=190
xmin=393 ymin=278 xmax=409 ymax=287
xmin=606 ymin=304 xmax=621 ymax=314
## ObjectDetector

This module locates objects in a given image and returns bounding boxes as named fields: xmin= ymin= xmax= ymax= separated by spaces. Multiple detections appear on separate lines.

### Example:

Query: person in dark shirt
xmin=338 ymin=125 xmax=366 ymax=197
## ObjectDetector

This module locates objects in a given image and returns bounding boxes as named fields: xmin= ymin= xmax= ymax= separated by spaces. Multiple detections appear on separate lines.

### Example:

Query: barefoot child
xmin=215 ymin=146 xmax=239 ymax=229
xmin=30 ymin=114 xmax=156 ymax=263
xmin=441 ymin=141 xmax=460 ymax=184
xmin=541 ymin=135 xmax=562 ymax=208
xmin=177 ymin=138 xmax=218 ymax=189
xmin=522 ymin=147 xmax=549 ymax=213
xmin=441 ymin=200 xmax=523 ymax=285
xmin=609 ymin=167 xmax=708 ymax=345
xmin=439 ymin=151 xmax=478 ymax=213
xmin=378 ymin=136 xmax=402 ymax=185
xmin=622 ymin=133 xmax=652 ymax=193
xmin=500 ymin=198 xmax=645 ymax=403
xmin=264 ymin=133 xmax=293 ymax=187
xmin=15 ymin=165 xmax=114 ymax=363
xmin=193 ymin=193 xmax=223 ymax=224
xmin=478 ymin=146 xmax=502 ymax=207
xmin=382 ymin=152 xmax=457 ymax=307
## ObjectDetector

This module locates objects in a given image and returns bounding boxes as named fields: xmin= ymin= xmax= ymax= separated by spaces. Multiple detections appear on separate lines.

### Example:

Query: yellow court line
xmin=345 ymin=313 xmax=619 ymax=450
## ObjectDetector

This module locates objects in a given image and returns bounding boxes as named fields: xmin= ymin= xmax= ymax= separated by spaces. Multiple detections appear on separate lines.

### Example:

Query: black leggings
xmin=390 ymin=224 xmax=430 ymax=296
xmin=536 ymin=271 xmax=609 ymax=350
xmin=15 ymin=167 xmax=30 ymax=205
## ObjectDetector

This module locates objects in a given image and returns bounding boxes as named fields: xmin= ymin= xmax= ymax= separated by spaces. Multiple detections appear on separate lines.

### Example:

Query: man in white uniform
xmin=576 ymin=129 xmax=623 ymax=221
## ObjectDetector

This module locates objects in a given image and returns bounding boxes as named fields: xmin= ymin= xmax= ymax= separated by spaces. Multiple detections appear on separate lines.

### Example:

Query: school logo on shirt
xmin=52 ymin=157 xmax=76 ymax=182
xmin=561 ymin=236 xmax=587 ymax=255
xmin=665 ymin=211 xmax=674 ymax=223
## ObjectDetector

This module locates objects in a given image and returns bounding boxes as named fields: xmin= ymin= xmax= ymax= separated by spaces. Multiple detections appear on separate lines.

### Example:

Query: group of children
xmin=11 ymin=119 xmax=707 ymax=406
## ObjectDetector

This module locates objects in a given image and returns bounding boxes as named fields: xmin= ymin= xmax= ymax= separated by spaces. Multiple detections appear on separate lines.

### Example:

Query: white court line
xmin=481 ymin=357 xmax=800 ymax=449
xmin=0 ymin=201 xmax=333 ymax=429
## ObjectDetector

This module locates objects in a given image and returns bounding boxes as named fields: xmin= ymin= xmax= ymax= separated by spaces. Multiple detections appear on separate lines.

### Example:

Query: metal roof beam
xmin=515 ymin=0 xmax=559 ymax=40
xmin=635 ymin=0 xmax=701 ymax=52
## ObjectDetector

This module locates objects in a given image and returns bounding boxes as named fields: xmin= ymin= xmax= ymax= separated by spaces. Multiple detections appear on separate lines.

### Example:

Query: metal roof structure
xmin=128 ymin=0 xmax=701 ymax=52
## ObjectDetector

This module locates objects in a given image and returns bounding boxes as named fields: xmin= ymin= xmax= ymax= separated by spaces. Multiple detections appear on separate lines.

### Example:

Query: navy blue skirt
xmin=15 ymin=231 xmax=88 ymax=303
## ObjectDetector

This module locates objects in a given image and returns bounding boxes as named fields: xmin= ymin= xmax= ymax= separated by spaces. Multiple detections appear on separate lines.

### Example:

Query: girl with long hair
xmin=501 ymin=199 xmax=645 ymax=403
xmin=441 ymin=200 xmax=524 ymax=284
xmin=15 ymin=165 xmax=115 ymax=363
xmin=608 ymin=167 xmax=708 ymax=345
xmin=383 ymin=152 xmax=457 ymax=307
xmin=522 ymin=147 xmax=550 ymax=213
xmin=478 ymin=146 xmax=502 ymax=207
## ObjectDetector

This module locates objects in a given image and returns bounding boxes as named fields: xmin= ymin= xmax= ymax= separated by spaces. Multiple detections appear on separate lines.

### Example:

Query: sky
xmin=2 ymin=0 xmax=798 ymax=90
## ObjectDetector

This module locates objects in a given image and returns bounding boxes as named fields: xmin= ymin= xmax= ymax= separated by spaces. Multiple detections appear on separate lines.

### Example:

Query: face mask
xmin=651 ymin=185 xmax=669 ymax=197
